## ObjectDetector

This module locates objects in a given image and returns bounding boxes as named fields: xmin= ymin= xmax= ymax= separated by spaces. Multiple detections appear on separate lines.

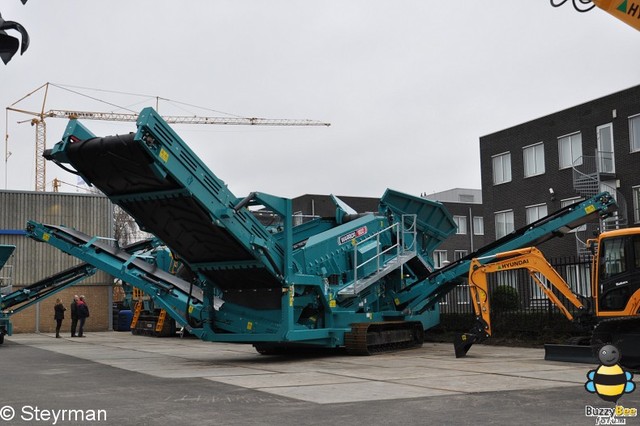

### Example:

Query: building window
xmin=494 ymin=210 xmax=514 ymax=239
xmin=561 ymin=197 xmax=584 ymax=208
xmin=433 ymin=250 xmax=448 ymax=269
xmin=630 ymin=114 xmax=640 ymax=153
xmin=525 ymin=203 xmax=548 ymax=225
xmin=558 ymin=132 xmax=582 ymax=169
xmin=454 ymin=250 xmax=468 ymax=260
xmin=597 ymin=123 xmax=615 ymax=173
xmin=473 ymin=216 xmax=484 ymax=235
xmin=523 ymin=142 xmax=545 ymax=177
xmin=492 ymin=152 xmax=511 ymax=185
xmin=633 ymin=186 xmax=640 ymax=224
xmin=453 ymin=215 xmax=467 ymax=234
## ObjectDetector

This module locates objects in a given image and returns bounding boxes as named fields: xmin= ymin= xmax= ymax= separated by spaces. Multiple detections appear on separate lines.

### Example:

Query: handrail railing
xmin=571 ymin=151 xmax=627 ymax=254
xmin=352 ymin=215 xmax=417 ymax=292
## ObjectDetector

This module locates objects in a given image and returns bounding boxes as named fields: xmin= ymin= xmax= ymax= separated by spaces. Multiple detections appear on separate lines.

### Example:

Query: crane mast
xmin=32 ymin=117 xmax=46 ymax=192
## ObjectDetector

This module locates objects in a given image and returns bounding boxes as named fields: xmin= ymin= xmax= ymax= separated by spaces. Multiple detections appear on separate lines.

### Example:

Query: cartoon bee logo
xmin=585 ymin=344 xmax=635 ymax=403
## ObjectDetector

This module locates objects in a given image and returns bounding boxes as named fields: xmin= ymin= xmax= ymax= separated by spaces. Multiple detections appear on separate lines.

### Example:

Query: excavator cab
xmin=586 ymin=229 xmax=640 ymax=368
xmin=592 ymin=230 xmax=640 ymax=316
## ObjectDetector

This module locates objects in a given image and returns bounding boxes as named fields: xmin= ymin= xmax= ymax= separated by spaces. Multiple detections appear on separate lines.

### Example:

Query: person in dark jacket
xmin=54 ymin=298 xmax=66 ymax=338
xmin=70 ymin=295 xmax=79 ymax=337
xmin=77 ymin=295 xmax=90 ymax=337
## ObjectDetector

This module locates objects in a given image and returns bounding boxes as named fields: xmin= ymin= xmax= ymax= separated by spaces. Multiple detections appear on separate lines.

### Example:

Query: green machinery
xmin=0 ymin=237 xmax=174 ymax=344
xmin=26 ymin=107 xmax=617 ymax=354
xmin=0 ymin=242 xmax=96 ymax=343
xmin=120 ymin=246 xmax=180 ymax=337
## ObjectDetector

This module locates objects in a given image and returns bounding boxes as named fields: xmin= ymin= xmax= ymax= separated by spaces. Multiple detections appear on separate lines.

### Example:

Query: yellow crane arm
xmin=592 ymin=0 xmax=640 ymax=31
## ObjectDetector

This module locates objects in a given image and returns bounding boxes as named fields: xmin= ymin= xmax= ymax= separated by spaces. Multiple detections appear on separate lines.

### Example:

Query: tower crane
xmin=6 ymin=84 xmax=330 ymax=192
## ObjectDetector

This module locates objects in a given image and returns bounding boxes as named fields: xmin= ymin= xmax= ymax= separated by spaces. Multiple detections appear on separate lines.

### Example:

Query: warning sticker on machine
xmin=338 ymin=226 xmax=367 ymax=245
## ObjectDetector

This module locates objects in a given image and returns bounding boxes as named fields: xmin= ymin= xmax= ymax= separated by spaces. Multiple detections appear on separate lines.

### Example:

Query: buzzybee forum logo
xmin=584 ymin=345 xmax=637 ymax=425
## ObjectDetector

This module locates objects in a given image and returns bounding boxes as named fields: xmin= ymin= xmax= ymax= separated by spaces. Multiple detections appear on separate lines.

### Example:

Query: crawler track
xmin=591 ymin=317 xmax=640 ymax=370
xmin=345 ymin=321 xmax=424 ymax=355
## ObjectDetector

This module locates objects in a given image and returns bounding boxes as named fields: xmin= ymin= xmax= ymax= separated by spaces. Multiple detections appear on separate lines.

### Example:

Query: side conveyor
xmin=395 ymin=192 xmax=617 ymax=313
xmin=0 ymin=263 xmax=96 ymax=342
xmin=25 ymin=221 xmax=207 ymax=336
xmin=1 ymin=263 xmax=96 ymax=312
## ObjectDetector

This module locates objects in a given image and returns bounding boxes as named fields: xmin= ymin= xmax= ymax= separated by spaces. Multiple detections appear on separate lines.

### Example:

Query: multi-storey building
xmin=479 ymin=84 xmax=640 ymax=259
xmin=423 ymin=188 xmax=486 ymax=268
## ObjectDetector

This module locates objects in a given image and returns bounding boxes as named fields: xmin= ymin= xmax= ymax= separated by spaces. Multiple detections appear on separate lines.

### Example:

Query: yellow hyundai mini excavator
xmin=455 ymin=227 xmax=640 ymax=368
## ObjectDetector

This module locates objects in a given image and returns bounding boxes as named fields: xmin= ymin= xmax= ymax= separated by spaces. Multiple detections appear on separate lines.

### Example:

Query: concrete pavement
xmin=1 ymin=332 xmax=638 ymax=425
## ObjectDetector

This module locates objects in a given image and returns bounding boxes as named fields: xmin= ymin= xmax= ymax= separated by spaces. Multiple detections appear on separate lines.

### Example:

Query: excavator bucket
xmin=454 ymin=333 xmax=479 ymax=358
xmin=453 ymin=319 xmax=489 ymax=358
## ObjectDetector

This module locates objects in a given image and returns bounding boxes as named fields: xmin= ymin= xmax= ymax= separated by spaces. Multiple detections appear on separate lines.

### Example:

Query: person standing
xmin=70 ymin=295 xmax=79 ymax=337
xmin=53 ymin=298 xmax=66 ymax=338
xmin=77 ymin=295 xmax=90 ymax=337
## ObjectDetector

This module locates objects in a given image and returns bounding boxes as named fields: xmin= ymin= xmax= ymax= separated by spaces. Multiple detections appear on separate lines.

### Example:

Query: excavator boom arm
xmin=455 ymin=247 xmax=586 ymax=357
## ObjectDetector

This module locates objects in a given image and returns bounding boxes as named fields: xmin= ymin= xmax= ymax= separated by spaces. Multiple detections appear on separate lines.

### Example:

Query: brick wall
xmin=9 ymin=284 xmax=112 ymax=334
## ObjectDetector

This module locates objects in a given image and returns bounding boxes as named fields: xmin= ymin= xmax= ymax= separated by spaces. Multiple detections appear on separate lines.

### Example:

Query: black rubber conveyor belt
xmin=64 ymin=133 xmax=282 ymax=298
xmin=44 ymin=224 xmax=204 ymax=303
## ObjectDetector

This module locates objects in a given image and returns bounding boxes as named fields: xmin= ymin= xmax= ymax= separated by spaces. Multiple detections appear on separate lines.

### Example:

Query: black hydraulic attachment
xmin=454 ymin=318 xmax=490 ymax=358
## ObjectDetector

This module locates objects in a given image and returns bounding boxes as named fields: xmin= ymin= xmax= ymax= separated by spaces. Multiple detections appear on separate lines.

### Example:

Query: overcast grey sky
xmin=1 ymin=1 xmax=639 ymax=200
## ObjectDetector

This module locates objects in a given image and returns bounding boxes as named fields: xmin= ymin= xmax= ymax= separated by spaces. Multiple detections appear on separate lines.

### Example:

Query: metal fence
xmin=439 ymin=256 xmax=593 ymax=317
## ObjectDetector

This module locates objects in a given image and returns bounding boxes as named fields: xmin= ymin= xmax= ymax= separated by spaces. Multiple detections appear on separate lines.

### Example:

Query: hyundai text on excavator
xmin=455 ymin=227 xmax=640 ymax=368
xmin=18 ymin=107 xmax=618 ymax=356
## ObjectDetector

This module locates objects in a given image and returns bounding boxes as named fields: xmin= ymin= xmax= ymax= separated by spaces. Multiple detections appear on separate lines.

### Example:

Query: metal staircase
xmin=572 ymin=155 xmax=601 ymax=197
xmin=572 ymin=151 xmax=627 ymax=256
xmin=338 ymin=215 xmax=417 ymax=297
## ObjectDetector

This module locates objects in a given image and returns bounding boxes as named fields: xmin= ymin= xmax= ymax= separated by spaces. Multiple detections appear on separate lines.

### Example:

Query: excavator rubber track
xmin=591 ymin=317 xmax=640 ymax=370
xmin=544 ymin=318 xmax=640 ymax=369
xmin=345 ymin=321 xmax=424 ymax=355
